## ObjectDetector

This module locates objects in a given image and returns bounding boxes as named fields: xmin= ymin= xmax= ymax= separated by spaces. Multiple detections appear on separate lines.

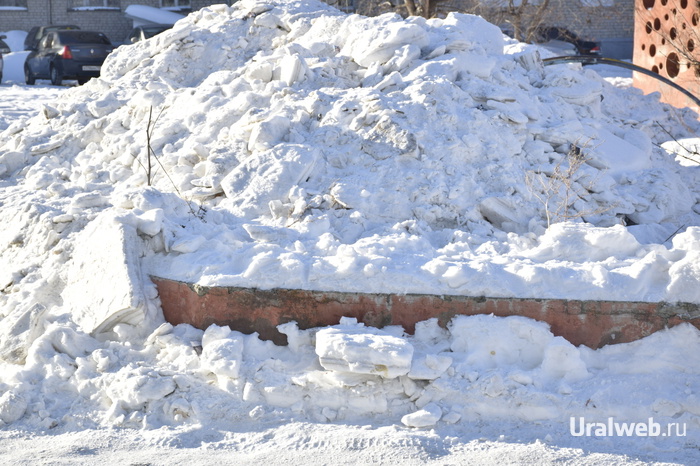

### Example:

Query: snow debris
xmin=0 ymin=0 xmax=699 ymax=462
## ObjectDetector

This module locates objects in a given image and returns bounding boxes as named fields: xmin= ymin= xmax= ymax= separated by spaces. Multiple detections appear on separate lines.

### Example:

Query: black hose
xmin=542 ymin=55 xmax=700 ymax=108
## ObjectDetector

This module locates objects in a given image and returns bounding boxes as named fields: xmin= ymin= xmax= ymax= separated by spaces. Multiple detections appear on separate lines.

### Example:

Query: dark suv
xmin=24 ymin=30 xmax=114 ymax=86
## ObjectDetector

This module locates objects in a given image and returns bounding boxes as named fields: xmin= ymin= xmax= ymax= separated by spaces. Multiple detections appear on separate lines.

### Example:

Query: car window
xmin=143 ymin=27 xmax=169 ymax=39
xmin=58 ymin=31 xmax=111 ymax=45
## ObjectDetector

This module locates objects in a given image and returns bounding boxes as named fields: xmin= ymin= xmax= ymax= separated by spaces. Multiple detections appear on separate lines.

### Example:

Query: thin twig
xmin=654 ymin=122 xmax=700 ymax=165
xmin=144 ymin=106 xmax=205 ymax=221
xmin=663 ymin=224 xmax=686 ymax=244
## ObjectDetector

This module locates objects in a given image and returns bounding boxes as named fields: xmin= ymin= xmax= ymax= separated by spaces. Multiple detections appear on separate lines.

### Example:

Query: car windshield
xmin=142 ymin=26 xmax=170 ymax=39
xmin=58 ymin=31 xmax=111 ymax=45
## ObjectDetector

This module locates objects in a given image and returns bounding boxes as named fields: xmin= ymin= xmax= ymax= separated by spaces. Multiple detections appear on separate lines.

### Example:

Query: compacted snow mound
xmin=0 ymin=0 xmax=699 ymax=329
xmin=0 ymin=1 xmax=699 ymax=460
xmin=0 ymin=0 xmax=699 ymax=340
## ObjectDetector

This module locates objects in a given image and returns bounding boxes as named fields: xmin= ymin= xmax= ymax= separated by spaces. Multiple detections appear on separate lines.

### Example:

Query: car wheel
xmin=77 ymin=77 xmax=89 ymax=85
xmin=0 ymin=72 xmax=3 ymax=84
xmin=50 ymin=65 xmax=62 ymax=86
xmin=24 ymin=65 xmax=35 ymax=85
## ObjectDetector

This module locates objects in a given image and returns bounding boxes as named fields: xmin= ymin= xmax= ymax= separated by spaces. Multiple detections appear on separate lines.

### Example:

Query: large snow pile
xmin=0 ymin=1 xmax=699 ymax=461
xmin=1 ymin=0 xmax=699 ymax=306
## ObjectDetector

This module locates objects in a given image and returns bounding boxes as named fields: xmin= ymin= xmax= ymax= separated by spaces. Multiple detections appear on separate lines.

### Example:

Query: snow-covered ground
xmin=1 ymin=1 xmax=699 ymax=463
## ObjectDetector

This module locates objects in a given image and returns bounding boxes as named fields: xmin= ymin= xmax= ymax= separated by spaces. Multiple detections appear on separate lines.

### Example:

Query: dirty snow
xmin=0 ymin=0 xmax=699 ymax=463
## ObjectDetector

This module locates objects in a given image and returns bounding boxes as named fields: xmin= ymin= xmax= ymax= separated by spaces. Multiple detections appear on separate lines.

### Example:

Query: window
xmin=0 ymin=0 xmax=28 ymax=9
xmin=68 ymin=0 xmax=119 ymax=10
xmin=161 ymin=0 xmax=191 ymax=9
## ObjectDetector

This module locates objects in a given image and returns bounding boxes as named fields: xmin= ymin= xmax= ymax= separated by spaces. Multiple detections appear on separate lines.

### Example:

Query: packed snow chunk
xmin=339 ymin=14 xmax=430 ymax=68
xmin=28 ymin=325 xmax=100 ymax=363
xmin=105 ymin=365 xmax=177 ymax=412
xmin=540 ymin=337 xmax=589 ymax=382
xmin=0 ymin=303 xmax=47 ymax=364
xmin=523 ymin=222 xmax=642 ymax=263
xmin=247 ymin=115 xmax=292 ymax=152
xmin=666 ymin=227 xmax=700 ymax=302
xmin=401 ymin=402 xmax=442 ymax=428
xmin=315 ymin=318 xmax=414 ymax=378
xmin=439 ymin=12 xmax=504 ymax=56
xmin=135 ymin=208 xmax=165 ymax=237
xmin=220 ymin=144 xmax=320 ymax=217
xmin=449 ymin=315 xmax=554 ymax=370
xmin=587 ymin=128 xmax=651 ymax=176
xmin=170 ymin=234 xmax=207 ymax=254
xmin=61 ymin=212 xmax=149 ymax=336
xmin=278 ymin=54 xmax=306 ymax=86
xmin=408 ymin=354 xmax=453 ymax=380
xmin=200 ymin=324 xmax=245 ymax=380
xmin=0 ymin=391 xmax=27 ymax=424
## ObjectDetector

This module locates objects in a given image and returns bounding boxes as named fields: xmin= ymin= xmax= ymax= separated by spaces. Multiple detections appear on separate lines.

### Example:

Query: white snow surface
xmin=1 ymin=1 xmax=700 ymax=463
xmin=124 ymin=5 xmax=187 ymax=27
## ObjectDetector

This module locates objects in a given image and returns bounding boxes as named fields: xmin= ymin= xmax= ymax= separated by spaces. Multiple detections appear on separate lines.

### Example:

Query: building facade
xmin=0 ymin=1 xmax=230 ymax=44
xmin=0 ymin=0 xmax=633 ymax=57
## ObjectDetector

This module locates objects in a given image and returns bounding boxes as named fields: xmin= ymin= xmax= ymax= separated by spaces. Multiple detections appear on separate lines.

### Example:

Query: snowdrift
xmin=0 ymin=2 xmax=699 ymax=456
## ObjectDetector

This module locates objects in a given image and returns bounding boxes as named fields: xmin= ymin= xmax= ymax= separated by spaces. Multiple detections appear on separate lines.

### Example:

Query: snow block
xmin=315 ymin=318 xmax=414 ymax=378
xmin=0 ymin=303 xmax=47 ymax=364
xmin=401 ymin=403 xmax=442 ymax=428
xmin=62 ymin=213 xmax=146 ymax=335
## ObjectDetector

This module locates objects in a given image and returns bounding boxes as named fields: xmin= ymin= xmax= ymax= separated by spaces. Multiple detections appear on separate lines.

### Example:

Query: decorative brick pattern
xmin=633 ymin=0 xmax=700 ymax=113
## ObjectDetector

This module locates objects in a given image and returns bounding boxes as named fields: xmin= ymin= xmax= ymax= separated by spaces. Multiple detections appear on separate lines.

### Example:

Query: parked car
xmin=0 ymin=34 xmax=10 ymax=83
xmin=24 ymin=30 xmax=114 ymax=86
xmin=533 ymin=27 xmax=601 ymax=56
xmin=24 ymin=25 xmax=80 ymax=51
xmin=124 ymin=24 xmax=173 ymax=44
xmin=501 ymin=25 xmax=601 ymax=57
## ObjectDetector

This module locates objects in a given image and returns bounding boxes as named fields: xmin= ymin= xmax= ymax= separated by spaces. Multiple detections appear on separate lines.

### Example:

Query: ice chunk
xmin=0 ymin=391 xmax=27 ymax=424
xmin=540 ymin=336 xmax=589 ymax=382
xmin=315 ymin=319 xmax=414 ymax=378
xmin=401 ymin=402 xmax=442 ymax=428
xmin=200 ymin=325 xmax=245 ymax=379
xmin=221 ymin=144 xmax=319 ymax=217
xmin=408 ymin=354 xmax=452 ymax=380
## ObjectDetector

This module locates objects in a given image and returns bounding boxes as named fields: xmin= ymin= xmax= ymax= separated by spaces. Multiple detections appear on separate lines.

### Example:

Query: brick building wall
xmin=544 ymin=0 xmax=634 ymax=57
xmin=547 ymin=0 xmax=634 ymax=40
